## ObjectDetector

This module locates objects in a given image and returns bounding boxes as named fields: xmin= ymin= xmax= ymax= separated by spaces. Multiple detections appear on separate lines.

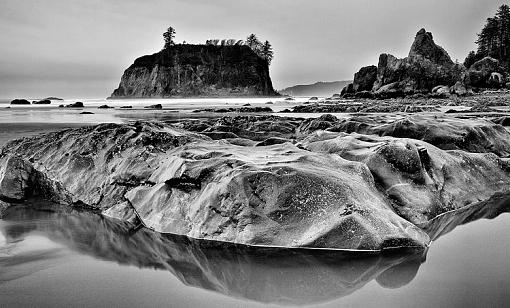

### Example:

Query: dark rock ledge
xmin=1 ymin=117 xmax=509 ymax=251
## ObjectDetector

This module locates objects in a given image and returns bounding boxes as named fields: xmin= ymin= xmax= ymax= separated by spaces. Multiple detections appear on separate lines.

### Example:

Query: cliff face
xmin=110 ymin=45 xmax=277 ymax=98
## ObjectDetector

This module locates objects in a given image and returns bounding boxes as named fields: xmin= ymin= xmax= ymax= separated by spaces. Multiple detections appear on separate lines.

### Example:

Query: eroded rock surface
xmin=1 ymin=116 xmax=509 ymax=251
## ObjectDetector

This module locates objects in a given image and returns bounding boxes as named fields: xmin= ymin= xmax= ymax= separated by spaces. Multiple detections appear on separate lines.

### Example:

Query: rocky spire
xmin=409 ymin=28 xmax=453 ymax=66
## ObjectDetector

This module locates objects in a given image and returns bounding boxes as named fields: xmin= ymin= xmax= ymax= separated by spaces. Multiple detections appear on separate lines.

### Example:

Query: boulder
xmin=10 ymin=99 xmax=30 ymax=105
xmin=374 ymin=81 xmax=405 ymax=98
xmin=353 ymin=65 xmax=378 ymax=92
xmin=65 ymin=102 xmax=84 ymax=108
xmin=489 ymin=72 xmax=504 ymax=88
xmin=0 ymin=200 xmax=9 ymax=217
xmin=1 ymin=121 xmax=430 ymax=251
xmin=328 ymin=114 xmax=510 ymax=157
xmin=301 ymin=132 xmax=510 ymax=225
xmin=464 ymin=57 xmax=507 ymax=88
xmin=32 ymin=99 xmax=51 ymax=105
xmin=432 ymin=85 xmax=449 ymax=94
xmin=354 ymin=91 xmax=374 ymax=99
xmin=2 ymin=117 xmax=510 ymax=251
xmin=144 ymin=104 xmax=162 ymax=109
xmin=0 ymin=156 xmax=35 ymax=201
xmin=450 ymin=81 xmax=468 ymax=96
xmin=0 ymin=155 xmax=70 ymax=203
xmin=340 ymin=83 xmax=354 ymax=96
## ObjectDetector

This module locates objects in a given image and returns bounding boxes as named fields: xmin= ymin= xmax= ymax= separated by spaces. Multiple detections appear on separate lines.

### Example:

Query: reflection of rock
xmin=376 ymin=253 xmax=424 ymax=289
xmin=0 ymin=235 xmax=67 ymax=285
xmin=2 ymin=198 xmax=509 ymax=305
xmin=0 ymin=206 xmax=421 ymax=305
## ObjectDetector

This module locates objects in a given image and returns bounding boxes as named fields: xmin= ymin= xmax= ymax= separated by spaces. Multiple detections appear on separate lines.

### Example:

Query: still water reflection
xmin=1 ymin=196 xmax=510 ymax=307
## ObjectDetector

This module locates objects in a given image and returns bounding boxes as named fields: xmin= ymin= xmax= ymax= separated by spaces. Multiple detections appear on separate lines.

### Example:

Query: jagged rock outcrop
xmin=408 ymin=28 xmax=453 ymax=65
xmin=110 ymin=45 xmax=277 ymax=98
xmin=353 ymin=65 xmax=378 ymax=92
xmin=343 ymin=29 xmax=466 ymax=98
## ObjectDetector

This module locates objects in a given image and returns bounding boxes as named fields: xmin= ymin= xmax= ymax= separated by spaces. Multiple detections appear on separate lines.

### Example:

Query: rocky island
xmin=110 ymin=29 xmax=277 ymax=98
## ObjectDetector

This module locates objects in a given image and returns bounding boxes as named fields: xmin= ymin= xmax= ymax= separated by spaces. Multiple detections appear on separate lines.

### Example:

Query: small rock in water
xmin=10 ymin=99 xmax=30 ymax=105
xmin=120 ymin=106 xmax=133 ymax=109
xmin=65 ymin=102 xmax=84 ymax=108
xmin=98 ymin=104 xmax=113 ymax=109
xmin=80 ymin=111 xmax=94 ymax=114
xmin=32 ymin=99 xmax=51 ymax=105
xmin=144 ymin=104 xmax=163 ymax=109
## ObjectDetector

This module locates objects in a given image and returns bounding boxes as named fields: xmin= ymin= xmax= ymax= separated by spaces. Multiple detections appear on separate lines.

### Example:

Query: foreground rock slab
xmin=1 ymin=118 xmax=509 ymax=251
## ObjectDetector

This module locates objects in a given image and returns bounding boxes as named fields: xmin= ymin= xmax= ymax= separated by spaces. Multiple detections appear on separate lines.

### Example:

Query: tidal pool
xmin=1 ymin=198 xmax=510 ymax=308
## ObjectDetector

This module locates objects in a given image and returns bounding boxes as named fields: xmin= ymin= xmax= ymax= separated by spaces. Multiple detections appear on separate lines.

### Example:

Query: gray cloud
xmin=0 ymin=0 xmax=504 ymax=98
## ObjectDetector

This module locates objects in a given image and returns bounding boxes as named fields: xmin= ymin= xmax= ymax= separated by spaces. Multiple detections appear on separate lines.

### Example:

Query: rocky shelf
xmin=1 ymin=114 xmax=510 ymax=251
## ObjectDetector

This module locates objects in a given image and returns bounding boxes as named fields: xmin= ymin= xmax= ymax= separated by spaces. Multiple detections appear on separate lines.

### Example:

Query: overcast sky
xmin=0 ymin=0 xmax=505 ymax=98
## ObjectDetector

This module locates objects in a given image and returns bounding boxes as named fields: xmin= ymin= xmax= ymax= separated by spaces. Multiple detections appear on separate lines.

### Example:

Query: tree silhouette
xmin=163 ymin=27 xmax=176 ymax=49
xmin=246 ymin=34 xmax=261 ymax=50
xmin=261 ymin=40 xmax=274 ymax=65
xmin=464 ymin=50 xmax=482 ymax=68
xmin=469 ymin=5 xmax=510 ymax=69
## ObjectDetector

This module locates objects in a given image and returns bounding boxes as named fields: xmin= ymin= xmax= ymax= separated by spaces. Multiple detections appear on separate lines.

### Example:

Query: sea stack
xmin=343 ymin=28 xmax=467 ymax=98
xmin=109 ymin=44 xmax=278 ymax=98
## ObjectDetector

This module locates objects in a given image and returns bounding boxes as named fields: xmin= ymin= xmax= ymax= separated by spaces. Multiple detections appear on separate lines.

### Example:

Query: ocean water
xmin=1 ymin=99 xmax=510 ymax=307
xmin=0 ymin=97 xmax=316 ymax=124
xmin=0 ymin=202 xmax=509 ymax=308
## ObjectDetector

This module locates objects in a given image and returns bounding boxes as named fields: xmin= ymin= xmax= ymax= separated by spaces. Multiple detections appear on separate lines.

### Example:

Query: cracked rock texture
xmin=1 ymin=116 xmax=509 ymax=250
